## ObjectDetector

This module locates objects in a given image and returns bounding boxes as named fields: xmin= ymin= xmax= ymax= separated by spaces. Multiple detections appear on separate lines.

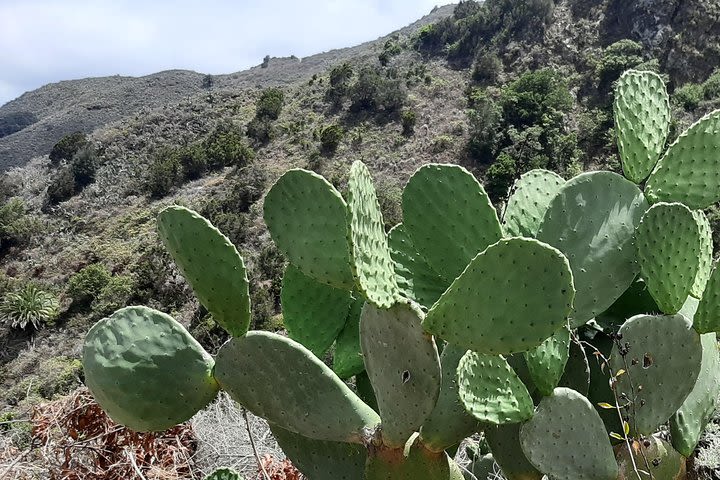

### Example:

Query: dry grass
xmin=190 ymin=392 xmax=286 ymax=479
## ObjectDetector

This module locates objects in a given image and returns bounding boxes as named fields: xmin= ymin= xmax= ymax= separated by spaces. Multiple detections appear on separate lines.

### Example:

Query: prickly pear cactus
xmin=80 ymin=66 xmax=720 ymax=479
xmin=203 ymin=468 xmax=244 ymax=480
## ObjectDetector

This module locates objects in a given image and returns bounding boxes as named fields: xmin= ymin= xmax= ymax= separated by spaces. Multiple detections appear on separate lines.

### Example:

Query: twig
xmin=0 ymin=447 xmax=31 ymax=479
xmin=242 ymin=409 xmax=272 ymax=480
xmin=126 ymin=447 xmax=148 ymax=480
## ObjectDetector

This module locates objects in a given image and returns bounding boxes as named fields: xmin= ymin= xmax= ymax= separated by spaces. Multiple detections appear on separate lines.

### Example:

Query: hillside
xmin=2 ymin=0 xmax=720 ymax=478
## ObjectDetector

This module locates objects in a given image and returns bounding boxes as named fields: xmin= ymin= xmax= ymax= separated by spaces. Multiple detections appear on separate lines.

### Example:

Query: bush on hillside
xmin=205 ymin=124 xmax=254 ymax=168
xmin=70 ymin=146 xmax=99 ymax=188
xmin=255 ymin=87 xmax=285 ymax=120
xmin=595 ymin=40 xmax=644 ymax=91
xmin=46 ymin=167 xmax=77 ymax=205
xmin=401 ymin=109 xmax=417 ymax=136
xmin=349 ymin=66 xmax=407 ymax=116
xmin=49 ymin=132 xmax=88 ymax=165
xmin=0 ymin=198 xmax=37 ymax=253
xmin=674 ymin=83 xmax=703 ymax=111
xmin=67 ymin=263 xmax=112 ymax=309
xmin=144 ymin=148 xmax=183 ymax=198
xmin=319 ymin=124 xmax=344 ymax=154
xmin=326 ymin=63 xmax=355 ymax=105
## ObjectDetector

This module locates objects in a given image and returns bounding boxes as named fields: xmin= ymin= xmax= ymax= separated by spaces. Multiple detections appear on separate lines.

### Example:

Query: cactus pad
xmin=424 ymin=237 xmax=574 ymax=354
xmin=347 ymin=161 xmax=401 ymax=308
xmin=524 ymin=328 xmax=571 ymax=397
xmin=203 ymin=468 xmax=243 ymax=480
xmin=420 ymin=344 xmax=479 ymax=453
xmin=332 ymin=295 xmax=365 ymax=379
xmin=457 ymin=351 xmax=534 ymax=425
xmin=670 ymin=332 xmax=720 ymax=456
xmin=360 ymin=302 xmax=441 ymax=447
xmin=613 ymin=70 xmax=671 ymax=183
xmin=270 ymin=424 xmax=366 ymax=480
xmin=214 ymin=331 xmax=379 ymax=443
xmin=615 ymin=436 xmax=685 ymax=480
xmin=263 ymin=168 xmax=354 ymax=289
xmin=484 ymin=423 xmax=542 ymax=480
xmin=402 ymin=164 xmax=502 ymax=282
xmin=645 ymin=109 xmax=720 ymax=209
xmin=692 ymin=210 xmax=713 ymax=297
xmin=694 ymin=263 xmax=720 ymax=333
xmin=520 ymin=387 xmax=618 ymax=480
xmin=502 ymin=169 xmax=565 ymax=237
xmin=83 ymin=306 xmax=219 ymax=432
xmin=157 ymin=206 xmax=250 ymax=337
xmin=611 ymin=314 xmax=702 ymax=435
xmin=388 ymin=224 xmax=447 ymax=308
xmin=281 ymin=264 xmax=352 ymax=357
xmin=537 ymin=171 xmax=648 ymax=326
xmin=365 ymin=441 xmax=464 ymax=480
xmin=635 ymin=202 xmax=701 ymax=313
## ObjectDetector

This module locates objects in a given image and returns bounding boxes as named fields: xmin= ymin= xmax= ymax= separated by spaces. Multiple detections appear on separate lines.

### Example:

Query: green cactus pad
xmin=360 ymin=302 xmax=441 ymax=448
xmin=157 ymin=206 xmax=250 ymax=337
xmin=457 ymin=351 xmax=534 ymax=425
xmin=694 ymin=263 xmax=720 ymax=333
xmin=670 ymin=332 xmax=720 ymax=457
xmin=502 ymin=169 xmax=565 ymax=238
xmin=420 ymin=344 xmax=479 ymax=453
xmin=402 ymin=164 xmax=502 ymax=282
xmin=519 ymin=387 xmax=618 ymax=480
xmin=214 ymin=331 xmax=379 ymax=443
xmin=524 ymin=327 xmax=571 ymax=397
xmin=615 ymin=436 xmax=685 ymax=480
xmin=613 ymin=70 xmax=671 ymax=183
xmin=558 ymin=340 xmax=590 ymax=396
xmin=263 ymin=168 xmax=354 ymax=289
xmin=83 ymin=306 xmax=219 ymax=432
xmin=692 ymin=210 xmax=713 ymax=297
xmin=365 ymin=441 xmax=464 ymax=480
xmin=537 ymin=171 xmax=648 ymax=327
xmin=645 ymin=109 xmax=720 ymax=209
xmin=333 ymin=295 xmax=365 ymax=379
xmin=281 ymin=264 xmax=352 ymax=357
xmin=203 ymin=468 xmax=243 ymax=480
xmin=484 ymin=423 xmax=542 ymax=480
xmin=347 ymin=161 xmax=401 ymax=308
xmin=270 ymin=424 xmax=366 ymax=480
xmin=424 ymin=237 xmax=574 ymax=355
xmin=595 ymin=278 xmax=659 ymax=328
xmin=635 ymin=202 xmax=702 ymax=314
xmin=610 ymin=314 xmax=702 ymax=435
xmin=388 ymin=224 xmax=447 ymax=309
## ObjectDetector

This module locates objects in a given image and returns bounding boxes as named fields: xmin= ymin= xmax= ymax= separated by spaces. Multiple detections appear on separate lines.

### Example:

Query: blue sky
xmin=0 ymin=0 xmax=447 ymax=106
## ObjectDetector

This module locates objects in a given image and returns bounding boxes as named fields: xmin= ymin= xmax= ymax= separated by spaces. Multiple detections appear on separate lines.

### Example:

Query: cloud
xmin=0 ymin=0 xmax=447 ymax=106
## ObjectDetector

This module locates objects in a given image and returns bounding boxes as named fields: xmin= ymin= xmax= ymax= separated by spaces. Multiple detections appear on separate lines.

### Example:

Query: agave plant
xmin=0 ymin=284 xmax=59 ymax=330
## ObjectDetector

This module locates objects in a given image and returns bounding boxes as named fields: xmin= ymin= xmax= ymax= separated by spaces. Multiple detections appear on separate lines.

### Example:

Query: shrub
xmin=67 ymin=263 xmax=111 ymax=309
xmin=255 ymin=88 xmax=284 ymax=120
xmin=401 ymin=109 xmax=417 ymax=136
xmin=674 ymin=83 xmax=703 ymax=111
xmin=595 ymin=40 xmax=644 ymax=91
xmin=246 ymin=117 xmax=274 ymax=145
xmin=144 ymin=148 xmax=183 ymax=198
xmin=49 ymin=132 xmax=88 ymax=165
xmin=349 ymin=66 xmax=407 ymax=115
xmin=326 ymin=63 xmax=354 ymax=105
xmin=467 ymin=89 xmax=502 ymax=161
xmin=500 ymin=68 xmax=573 ymax=129
xmin=92 ymin=275 xmax=135 ymax=317
xmin=206 ymin=124 xmax=255 ymax=168
xmin=379 ymin=36 xmax=403 ymax=66
xmin=46 ymin=167 xmax=77 ymax=205
xmin=319 ymin=124 xmax=344 ymax=154
xmin=472 ymin=52 xmax=502 ymax=85
xmin=0 ymin=284 xmax=59 ymax=330
xmin=70 ymin=145 xmax=99 ymax=188
xmin=485 ymin=151 xmax=517 ymax=199
xmin=177 ymin=143 xmax=208 ymax=180
xmin=0 ymin=198 xmax=37 ymax=252
xmin=703 ymin=70 xmax=720 ymax=100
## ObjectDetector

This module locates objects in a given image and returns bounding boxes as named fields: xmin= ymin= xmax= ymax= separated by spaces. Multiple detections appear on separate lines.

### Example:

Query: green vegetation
xmin=401 ymin=109 xmax=417 ymax=136
xmin=247 ymin=87 xmax=285 ymax=144
xmin=45 ymin=142 xmax=100 ymax=204
xmin=468 ymin=68 xmax=579 ymax=199
xmin=0 ymin=284 xmax=59 ymax=330
xmin=349 ymin=66 xmax=406 ymax=116
xmin=67 ymin=263 xmax=112 ymax=309
xmin=319 ymin=124 xmax=344 ymax=154
xmin=49 ymin=131 xmax=88 ymax=164
xmin=0 ymin=198 xmax=37 ymax=253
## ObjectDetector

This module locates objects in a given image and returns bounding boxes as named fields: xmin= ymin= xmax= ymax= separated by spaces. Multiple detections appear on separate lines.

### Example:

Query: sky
xmin=0 ymin=0 xmax=447 ymax=106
